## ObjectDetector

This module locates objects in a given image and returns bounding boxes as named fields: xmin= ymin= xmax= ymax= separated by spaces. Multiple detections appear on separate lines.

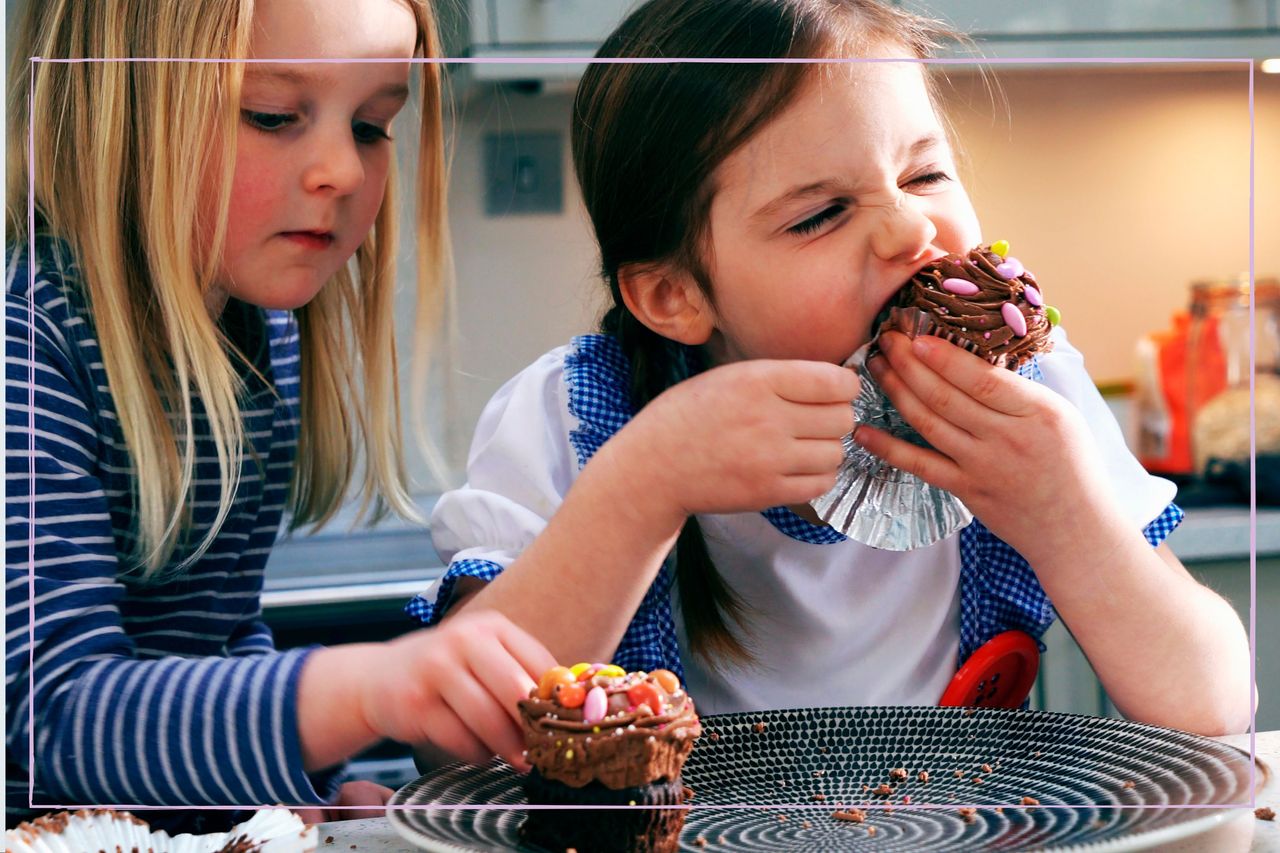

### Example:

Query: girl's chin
xmin=230 ymin=276 xmax=333 ymax=312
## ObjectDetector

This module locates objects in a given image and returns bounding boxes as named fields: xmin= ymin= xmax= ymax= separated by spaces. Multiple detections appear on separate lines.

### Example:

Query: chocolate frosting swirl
xmin=889 ymin=245 xmax=1053 ymax=369
xmin=518 ymin=670 xmax=701 ymax=790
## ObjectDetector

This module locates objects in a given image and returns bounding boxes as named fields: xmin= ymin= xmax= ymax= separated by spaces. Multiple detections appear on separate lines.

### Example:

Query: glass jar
xmin=1186 ymin=276 xmax=1280 ymax=474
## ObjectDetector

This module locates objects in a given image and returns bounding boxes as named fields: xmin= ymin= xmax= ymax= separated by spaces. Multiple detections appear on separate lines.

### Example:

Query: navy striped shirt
xmin=5 ymin=238 xmax=334 ymax=824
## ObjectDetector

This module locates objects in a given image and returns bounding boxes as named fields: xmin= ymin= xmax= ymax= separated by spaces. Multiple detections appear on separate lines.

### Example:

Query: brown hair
xmin=572 ymin=0 xmax=955 ymax=665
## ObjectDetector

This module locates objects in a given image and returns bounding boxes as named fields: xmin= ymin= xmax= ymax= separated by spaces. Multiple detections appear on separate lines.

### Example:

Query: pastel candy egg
xmin=995 ymin=257 xmax=1024 ymax=279
xmin=1046 ymin=305 xmax=1061 ymax=326
xmin=991 ymin=239 xmax=1010 ymax=257
xmin=537 ymin=666 xmax=575 ymax=700
xmin=569 ymin=662 xmax=593 ymax=678
xmin=576 ymin=664 xmax=603 ymax=682
xmin=583 ymin=685 xmax=608 ymax=724
xmin=650 ymin=669 xmax=681 ymax=694
xmin=1001 ymin=302 xmax=1027 ymax=336
xmin=556 ymin=681 xmax=586 ymax=709
xmin=594 ymin=664 xmax=625 ymax=679
xmin=1023 ymin=284 xmax=1043 ymax=307
xmin=627 ymin=682 xmax=665 ymax=717
xmin=942 ymin=277 xmax=980 ymax=296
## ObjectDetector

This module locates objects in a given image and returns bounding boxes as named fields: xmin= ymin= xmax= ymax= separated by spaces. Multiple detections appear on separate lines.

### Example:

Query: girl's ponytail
xmin=603 ymin=295 xmax=754 ymax=667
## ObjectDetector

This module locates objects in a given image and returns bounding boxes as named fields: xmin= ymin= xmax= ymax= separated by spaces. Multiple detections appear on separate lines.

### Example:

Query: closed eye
xmin=242 ymin=110 xmax=296 ymax=132
xmin=907 ymin=171 xmax=950 ymax=188
xmin=787 ymin=204 xmax=846 ymax=236
xmin=353 ymin=121 xmax=393 ymax=144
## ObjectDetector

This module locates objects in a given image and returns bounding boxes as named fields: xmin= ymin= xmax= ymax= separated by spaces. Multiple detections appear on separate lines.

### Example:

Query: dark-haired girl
xmin=409 ymin=0 xmax=1250 ymax=735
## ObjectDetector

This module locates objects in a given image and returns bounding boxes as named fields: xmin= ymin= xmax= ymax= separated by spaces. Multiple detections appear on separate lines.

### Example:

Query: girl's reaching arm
xmin=424 ymin=351 xmax=857 ymax=665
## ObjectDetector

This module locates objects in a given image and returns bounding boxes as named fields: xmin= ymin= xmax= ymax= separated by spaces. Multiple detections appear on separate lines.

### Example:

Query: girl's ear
xmin=617 ymin=262 xmax=715 ymax=345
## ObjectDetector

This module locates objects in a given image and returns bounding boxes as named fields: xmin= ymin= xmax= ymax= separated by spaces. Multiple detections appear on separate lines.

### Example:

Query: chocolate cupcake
xmin=881 ymin=240 xmax=1059 ymax=369
xmin=812 ymin=240 xmax=1061 ymax=549
xmin=518 ymin=663 xmax=701 ymax=853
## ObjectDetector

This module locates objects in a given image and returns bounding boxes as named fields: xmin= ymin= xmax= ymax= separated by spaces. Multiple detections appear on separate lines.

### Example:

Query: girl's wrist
xmin=588 ymin=429 xmax=688 ymax=538
xmin=297 ymin=644 xmax=383 ymax=771
xmin=1018 ymin=500 xmax=1136 ymax=583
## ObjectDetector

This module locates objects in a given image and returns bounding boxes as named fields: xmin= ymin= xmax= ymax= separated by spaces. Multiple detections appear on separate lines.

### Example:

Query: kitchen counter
xmin=1165 ymin=507 xmax=1280 ymax=562
xmin=261 ymin=502 xmax=1280 ymax=618
xmin=314 ymin=730 xmax=1278 ymax=852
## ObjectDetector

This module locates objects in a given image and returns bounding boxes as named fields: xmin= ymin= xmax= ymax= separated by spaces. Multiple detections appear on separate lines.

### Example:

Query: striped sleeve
xmin=226 ymin=617 xmax=278 ymax=657
xmin=5 ymin=294 xmax=327 ymax=807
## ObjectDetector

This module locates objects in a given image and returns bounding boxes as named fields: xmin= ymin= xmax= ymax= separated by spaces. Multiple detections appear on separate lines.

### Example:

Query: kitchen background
xmin=12 ymin=0 xmax=1274 ymax=785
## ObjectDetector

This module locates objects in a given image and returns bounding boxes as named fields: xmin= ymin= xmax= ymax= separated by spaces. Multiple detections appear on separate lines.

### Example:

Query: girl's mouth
xmin=280 ymin=231 xmax=335 ymax=250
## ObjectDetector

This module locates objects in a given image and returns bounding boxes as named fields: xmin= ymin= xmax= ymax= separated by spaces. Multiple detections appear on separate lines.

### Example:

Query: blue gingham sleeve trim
xmin=958 ymin=520 xmax=1057 ymax=664
xmin=952 ymin=355 xmax=1059 ymax=665
xmin=564 ymin=334 xmax=634 ymax=469
xmin=559 ymin=335 xmax=684 ymax=675
xmin=956 ymin=500 xmax=1186 ymax=666
xmin=405 ymin=559 xmax=505 ymax=626
xmin=1142 ymin=502 xmax=1183 ymax=546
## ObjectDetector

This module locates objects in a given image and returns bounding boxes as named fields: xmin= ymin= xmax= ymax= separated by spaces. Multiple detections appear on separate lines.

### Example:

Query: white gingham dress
xmin=408 ymin=329 xmax=1180 ymax=712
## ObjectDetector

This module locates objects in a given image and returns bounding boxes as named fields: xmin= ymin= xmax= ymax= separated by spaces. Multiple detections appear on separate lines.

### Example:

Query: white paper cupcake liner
xmin=810 ymin=309 xmax=977 ymax=550
xmin=5 ymin=807 xmax=318 ymax=853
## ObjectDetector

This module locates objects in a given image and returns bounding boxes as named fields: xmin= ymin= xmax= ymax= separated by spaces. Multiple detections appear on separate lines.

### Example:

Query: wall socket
xmin=484 ymin=132 xmax=563 ymax=216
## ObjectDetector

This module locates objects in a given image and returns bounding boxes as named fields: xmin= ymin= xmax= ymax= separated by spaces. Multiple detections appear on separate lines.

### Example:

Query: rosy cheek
xmin=225 ymin=161 xmax=280 ymax=240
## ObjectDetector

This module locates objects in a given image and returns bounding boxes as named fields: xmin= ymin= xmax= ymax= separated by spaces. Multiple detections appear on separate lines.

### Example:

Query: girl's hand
xmin=295 ymin=780 xmax=393 ymax=824
xmin=617 ymin=360 xmax=858 ymax=522
xmin=855 ymin=331 xmax=1121 ymax=565
xmin=360 ymin=610 xmax=556 ymax=772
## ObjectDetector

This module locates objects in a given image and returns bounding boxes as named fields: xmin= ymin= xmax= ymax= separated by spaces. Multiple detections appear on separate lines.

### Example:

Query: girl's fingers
xmin=776 ymin=472 xmax=841 ymax=505
xmin=784 ymin=400 xmax=857 ymax=440
xmin=763 ymin=360 xmax=860 ymax=404
xmin=897 ymin=334 xmax=1041 ymax=418
xmin=853 ymin=424 xmax=964 ymax=494
xmin=438 ymin=667 xmax=527 ymax=766
xmin=489 ymin=612 xmax=559 ymax=682
xmin=868 ymin=353 xmax=975 ymax=459
xmin=416 ymin=694 xmax=493 ymax=765
xmin=783 ymin=438 xmax=847 ymax=476
xmin=464 ymin=632 xmax=542 ymax=730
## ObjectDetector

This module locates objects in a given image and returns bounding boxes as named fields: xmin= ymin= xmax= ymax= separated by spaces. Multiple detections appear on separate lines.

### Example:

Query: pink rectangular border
xmin=19 ymin=52 xmax=1259 ymax=819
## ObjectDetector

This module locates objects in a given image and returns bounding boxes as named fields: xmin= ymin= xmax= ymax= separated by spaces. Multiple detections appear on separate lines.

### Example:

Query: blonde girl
xmin=6 ymin=0 xmax=552 ymax=827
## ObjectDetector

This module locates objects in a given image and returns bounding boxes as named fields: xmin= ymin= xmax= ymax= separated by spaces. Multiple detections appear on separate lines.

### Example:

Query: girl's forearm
xmin=451 ymin=430 xmax=685 ymax=663
xmin=1034 ymin=530 xmax=1252 ymax=736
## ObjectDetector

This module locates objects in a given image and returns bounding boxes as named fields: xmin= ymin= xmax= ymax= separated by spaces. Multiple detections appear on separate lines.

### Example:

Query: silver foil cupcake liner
xmin=809 ymin=308 xmax=978 ymax=550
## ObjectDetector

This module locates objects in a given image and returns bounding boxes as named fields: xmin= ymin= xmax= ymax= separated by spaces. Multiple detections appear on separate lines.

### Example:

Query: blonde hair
xmin=6 ymin=0 xmax=451 ymax=579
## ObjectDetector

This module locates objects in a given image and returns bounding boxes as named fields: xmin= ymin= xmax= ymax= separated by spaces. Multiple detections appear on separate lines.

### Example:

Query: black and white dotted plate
xmin=387 ymin=706 xmax=1263 ymax=852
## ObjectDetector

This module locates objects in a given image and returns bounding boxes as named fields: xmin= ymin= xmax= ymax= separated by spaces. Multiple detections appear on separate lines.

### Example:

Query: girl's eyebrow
xmin=751 ymin=132 xmax=948 ymax=223
xmin=243 ymin=67 xmax=410 ymax=101
xmin=751 ymin=178 xmax=849 ymax=224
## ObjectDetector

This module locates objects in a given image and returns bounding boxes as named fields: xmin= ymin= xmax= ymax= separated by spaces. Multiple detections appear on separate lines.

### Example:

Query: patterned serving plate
xmin=388 ymin=706 xmax=1262 ymax=852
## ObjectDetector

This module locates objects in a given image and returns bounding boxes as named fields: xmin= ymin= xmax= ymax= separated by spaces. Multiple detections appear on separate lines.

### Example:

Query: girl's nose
xmin=301 ymin=130 xmax=365 ymax=196
xmin=869 ymin=193 xmax=937 ymax=265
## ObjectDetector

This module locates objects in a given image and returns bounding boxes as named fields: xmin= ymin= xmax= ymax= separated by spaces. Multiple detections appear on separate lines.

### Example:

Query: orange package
xmin=1134 ymin=312 xmax=1226 ymax=475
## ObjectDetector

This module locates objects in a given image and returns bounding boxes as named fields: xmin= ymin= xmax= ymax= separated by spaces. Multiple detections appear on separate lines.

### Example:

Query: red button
xmin=939 ymin=630 xmax=1040 ymax=709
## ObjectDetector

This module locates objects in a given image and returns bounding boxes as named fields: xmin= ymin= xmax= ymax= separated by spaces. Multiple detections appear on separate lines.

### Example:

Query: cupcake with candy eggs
xmin=517 ymin=662 xmax=701 ymax=853
xmin=880 ymin=239 xmax=1060 ymax=370
xmin=812 ymin=240 xmax=1062 ymax=549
